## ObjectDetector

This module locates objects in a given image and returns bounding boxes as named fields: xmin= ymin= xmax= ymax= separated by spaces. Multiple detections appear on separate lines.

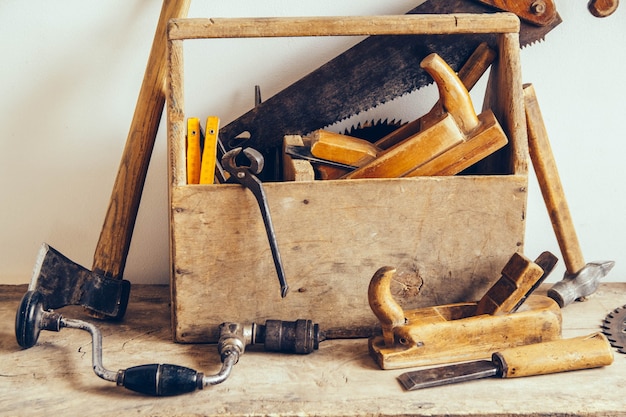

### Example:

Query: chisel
xmin=398 ymin=332 xmax=613 ymax=390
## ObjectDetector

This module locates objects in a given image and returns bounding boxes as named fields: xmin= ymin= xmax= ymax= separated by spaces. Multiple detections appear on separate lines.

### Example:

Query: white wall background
xmin=0 ymin=1 xmax=624 ymax=285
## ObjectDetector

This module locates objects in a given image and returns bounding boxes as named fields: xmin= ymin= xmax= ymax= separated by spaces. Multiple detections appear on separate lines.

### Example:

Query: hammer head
xmin=547 ymin=260 xmax=615 ymax=307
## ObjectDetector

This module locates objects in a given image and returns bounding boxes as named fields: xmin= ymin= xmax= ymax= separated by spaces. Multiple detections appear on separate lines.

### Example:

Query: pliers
xmin=222 ymin=147 xmax=289 ymax=298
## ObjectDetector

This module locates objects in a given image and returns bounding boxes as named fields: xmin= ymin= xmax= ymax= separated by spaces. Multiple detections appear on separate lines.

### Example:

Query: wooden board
xmin=167 ymin=16 xmax=528 ymax=343
xmin=2 ymin=284 xmax=625 ymax=416
xmin=171 ymin=175 xmax=527 ymax=342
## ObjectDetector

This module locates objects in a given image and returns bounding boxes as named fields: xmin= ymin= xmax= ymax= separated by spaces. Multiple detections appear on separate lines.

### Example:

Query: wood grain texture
xmin=93 ymin=0 xmax=190 ymax=279
xmin=168 ymin=14 xmax=520 ymax=40
xmin=167 ymin=16 xmax=529 ymax=343
xmin=369 ymin=295 xmax=562 ymax=369
xmin=170 ymin=176 xmax=528 ymax=342
xmin=524 ymin=83 xmax=585 ymax=273
xmin=283 ymin=135 xmax=315 ymax=182
xmin=2 ymin=284 xmax=625 ymax=416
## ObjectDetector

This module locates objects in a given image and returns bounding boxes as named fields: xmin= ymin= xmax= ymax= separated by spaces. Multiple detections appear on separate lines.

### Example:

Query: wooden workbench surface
xmin=1 ymin=283 xmax=625 ymax=416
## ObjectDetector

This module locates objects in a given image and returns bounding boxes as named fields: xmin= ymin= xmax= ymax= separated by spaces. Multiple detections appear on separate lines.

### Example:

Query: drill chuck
xmin=256 ymin=319 xmax=320 ymax=354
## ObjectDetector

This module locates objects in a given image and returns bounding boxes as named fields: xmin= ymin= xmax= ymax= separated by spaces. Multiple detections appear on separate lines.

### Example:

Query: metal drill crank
xmin=15 ymin=290 xmax=319 ymax=396
xmin=222 ymin=147 xmax=289 ymax=298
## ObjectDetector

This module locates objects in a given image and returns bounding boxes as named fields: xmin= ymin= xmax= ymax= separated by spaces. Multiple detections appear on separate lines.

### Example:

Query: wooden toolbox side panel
xmin=171 ymin=175 xmax=527 ymax=343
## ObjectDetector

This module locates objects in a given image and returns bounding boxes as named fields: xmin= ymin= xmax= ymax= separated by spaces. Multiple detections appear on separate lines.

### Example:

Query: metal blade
xmin=284 ymin=145 xmax=358 ymax=170
xmin=398 ymin=360 xmax=498 ymax=390
xmin=219 ymin=0 xmax=561 ymax=163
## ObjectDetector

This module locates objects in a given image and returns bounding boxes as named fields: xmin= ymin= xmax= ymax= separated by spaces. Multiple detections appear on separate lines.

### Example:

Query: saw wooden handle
xmin=523 ymin=83 xmax=586 ymax=274
xmin=493 ymin=332 xmax=613 ymax=378
xmin=92 ymin=0 xmax=191 ymax=280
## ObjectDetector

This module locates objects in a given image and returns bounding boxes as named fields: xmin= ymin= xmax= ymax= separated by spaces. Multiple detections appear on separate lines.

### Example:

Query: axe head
xmin=28 ymin=243 xmax=131 ymax=319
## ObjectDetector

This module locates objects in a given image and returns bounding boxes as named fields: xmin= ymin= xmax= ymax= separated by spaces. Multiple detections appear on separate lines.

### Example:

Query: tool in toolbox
xmin=523 ymin=84 xmax=615 ymax=307
xmin=222 ymin=147 xmax=289 ymax=298
xmin=602 ymin=304 xmax=626 ymax=354
xmin=398 ymin=332 xmax=614 ymax=390
xmin=286 ymin=42 xmax=499 ymax=180
xmin=15 ymin=289 xmax=319 ymax=396
xmin=367 ymin=252 xmax=562 ymax=370
xmin=200 ymin=116 xmax=220 ymax=184
xmin=217 ymin=1 xmax=561 ymax=180
xmin=186 ymin=117 xmax=203 ymax=184
xmin=343 ymin=53 xmax=507 ymax=179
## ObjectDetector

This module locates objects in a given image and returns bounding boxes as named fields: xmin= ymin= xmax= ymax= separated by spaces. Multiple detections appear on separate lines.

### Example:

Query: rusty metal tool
xmin=524 ymin=84 xmax=615 ymax=307
xmin=398 ymin=332 xmax=613 ymax=390
xmin=15 ymin=289 xmax=318 ymax=396
xmin=602 ymin=305 xmax=626 ymax=353
xmin=222 ymin=147 xmax=289 ymax=298
xmin=22 ymin=0 xmax=190 ymax=320
xmin=217 ymin=1 xmax=560 ymax=180
xmin=475 ymin=0 xmax=558 ymax=26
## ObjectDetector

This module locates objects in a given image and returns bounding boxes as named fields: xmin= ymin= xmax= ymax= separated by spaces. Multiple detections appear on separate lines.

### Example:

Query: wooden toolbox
xmin=167 ymin=14 xmax=528 ymax=343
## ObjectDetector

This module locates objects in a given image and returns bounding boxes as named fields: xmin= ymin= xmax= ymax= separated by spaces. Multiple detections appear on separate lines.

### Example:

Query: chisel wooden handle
xmin=524 ymin=83 xmax=586 ymax=274
xmin=493 ymin=332 xmax=613 ymax=378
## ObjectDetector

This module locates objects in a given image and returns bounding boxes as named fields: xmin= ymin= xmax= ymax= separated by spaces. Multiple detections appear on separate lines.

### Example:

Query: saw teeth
xmin=601 ymin=305 xmax=626 ymax=354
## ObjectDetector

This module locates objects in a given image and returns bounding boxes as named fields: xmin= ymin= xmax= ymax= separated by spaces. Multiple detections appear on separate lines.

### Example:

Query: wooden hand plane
xmin=343 ymin=53 xmax=508 ymax=179
xmin=368 ymin=252 xmax=563 ymax=370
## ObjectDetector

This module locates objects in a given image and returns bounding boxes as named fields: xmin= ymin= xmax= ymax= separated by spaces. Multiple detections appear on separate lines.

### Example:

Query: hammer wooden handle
xmin=92 ymin=0 xmax=191 ymax=279
xmin=493 ymin=332 xmax=613 ymax=378
xmin=523 ymin=83 xmax=586 ymax=274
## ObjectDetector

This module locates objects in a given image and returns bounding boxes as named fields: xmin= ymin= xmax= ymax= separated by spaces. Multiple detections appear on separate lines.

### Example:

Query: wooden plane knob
xmin=420 ymin=53 xmax=480 ymax=133
xmin=368 ymin=266 xmax=405 ymax=347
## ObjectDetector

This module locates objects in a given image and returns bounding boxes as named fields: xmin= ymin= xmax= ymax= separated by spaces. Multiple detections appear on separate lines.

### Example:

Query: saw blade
xmin=219 ymin=0 xmax=561 ymax=165
xmin=344 ymin=119 xmax=404 ymax=142
xmin=601 ymin=305 xmax=626 ymax=354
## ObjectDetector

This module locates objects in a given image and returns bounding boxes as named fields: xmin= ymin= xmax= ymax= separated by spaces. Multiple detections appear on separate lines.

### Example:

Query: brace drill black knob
xmin=15 ymin=290 xmax=319 ymax=396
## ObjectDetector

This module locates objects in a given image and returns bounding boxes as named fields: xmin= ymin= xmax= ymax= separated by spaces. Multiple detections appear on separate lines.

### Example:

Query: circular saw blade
xmin=602 ymin=305 xmax=626 ymax=354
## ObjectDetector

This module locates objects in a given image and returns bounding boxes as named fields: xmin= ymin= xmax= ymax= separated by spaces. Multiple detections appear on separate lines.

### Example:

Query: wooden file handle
xmin=523 ymin=84 xmax=586 ymax=274
xmin=92 ymin=0 xmax=191 ymax=280
xmin=493 ymin=332 xmax=613 ymax=378
xmin=420 ymin=53 xmax=480 ymax=133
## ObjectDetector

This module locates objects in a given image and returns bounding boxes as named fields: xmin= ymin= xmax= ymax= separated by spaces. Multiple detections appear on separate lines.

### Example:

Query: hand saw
xmin=218 ymin=0 xmax=560 ymax=180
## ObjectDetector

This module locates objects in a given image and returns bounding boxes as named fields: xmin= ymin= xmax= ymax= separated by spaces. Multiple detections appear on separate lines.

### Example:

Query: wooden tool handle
xmin=310 ymin=130 xmax=380 ymax=167
xmin=420 ymin=53 xmax=479 ymax=133
xmin=92 ymin=0 xmax=191 ymax=279
xmin=588 ymin=0 xmax=619 ymax=17
xmin=368 ymin=266 xmax=405 ymax=347
xmin=493 ymin=332 xmax=613 ymax=378
xmin=523 ymin=84 xmax=586 ymax=273
xmin=475 ymin=252 xmax=544 ymax=315
xmin=375 ymin=42 xmax=496 ymax=150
